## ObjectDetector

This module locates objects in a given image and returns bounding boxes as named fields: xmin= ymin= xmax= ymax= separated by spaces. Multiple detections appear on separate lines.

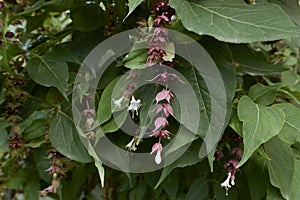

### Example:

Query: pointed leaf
xmin=49 ymin=111 xmax=92 ymax=163
xmin=124 ymin=0 xmax=144 ymax=20
xmin=273 ymin=103 xmax=300 ymax=144
xmin=97 ymin=76 xmax=121 ymax=125
xmin=27 ymin=55 xmax=69 ymax=99
xmin=249 ymin=83 xmax=281 ymax=105
xmin=264 ymin=137 xmax=294 ymax=199
xmin=170 ymin=0 xmax=300 ymax=43
xmin=237 ymin=96 xmax=285 ymax=167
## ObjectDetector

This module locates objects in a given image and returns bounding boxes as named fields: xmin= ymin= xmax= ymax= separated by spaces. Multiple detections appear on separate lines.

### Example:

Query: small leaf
xmin=237 ymin=96 xmax=285 ymax=167
xmin=249 ymin=83 xmax=281 ymax=105
xmin=273 ymin=103 xmax=300 ymax=144
xmin=282 ymin=71 xmax=300 ymax=91
xmin=186 ymin=179 xmax=209 ymax=200
xmin=124 ymin=0 xmax=144 ymax=20
xmin=264 ymin=137 xmax=294 ymax=199
xmin=27 ymin=55 xmax=69 ymax=100
xmin=170 ymin=0 xmax=300 ymax=43
xmin=122 ymin=41 xmax=148 ymax=69
xmin=49 ymin=111 xmax=92 ymax=163
xmin=18 ymin=110 xmax=49 ymax=134
xmin=102 ymin=110 xmax=128 ymax=133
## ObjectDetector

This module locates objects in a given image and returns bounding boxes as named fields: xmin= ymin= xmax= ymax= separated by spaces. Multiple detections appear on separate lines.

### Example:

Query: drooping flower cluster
xmin=115 ymin=1 xmax=180 ymax=165
xmin=151 ymin=2 xmax=176 ymax=27
xmin=215 ymin=131 xmax=243 ymax=195
xmin=40 ymin=149 xmax=64 ymax=197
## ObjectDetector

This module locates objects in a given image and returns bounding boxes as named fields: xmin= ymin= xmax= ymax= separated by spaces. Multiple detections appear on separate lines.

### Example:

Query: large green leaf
xmin=229 ymin=44 xmax=286 ymax=75
xmin=237 ymin=96 xmax=285 ymax=167
xmin=199 ymin=37 xmax=236 ymax=169
xmin=264 ymin=137 xmax=294 ymax=199
xmin=27 ymin=55 xmax=69 ymax=100
xmin=273 ymin=103 xmax=300 ymax=144
xmin=49 ymin=111 xmax=92 ymax=163
xmin=170 ymin=0 xmax=300 ymax=43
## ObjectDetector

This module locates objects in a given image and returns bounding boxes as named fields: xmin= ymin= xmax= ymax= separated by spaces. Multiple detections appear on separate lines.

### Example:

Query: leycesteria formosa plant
xmin=1 ymin=0 xmax=300 ymax=199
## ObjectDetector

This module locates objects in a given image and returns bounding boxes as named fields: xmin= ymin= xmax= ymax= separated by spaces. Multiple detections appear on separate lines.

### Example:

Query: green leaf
xmin=186 ymin=179 xmax=209 ymax=200
xmin=264 ymin=137 xmax=294 ymax=199
xmin=246 ymin=153 xmax=269 ymax=200
xmin=49 ymin=111 xmax=92 ymax=163
xmin=18 ymin=110 xmax=49 ymax=134
xmin=229 ymin=107 xmax=243 ymax=136
xmin=0 ymin=121 xmax=12 ymax=151
xmin=266 ymin=186 xmax=285 ymax=200
xmin=229 ymin=44 xmax=286 ymax=75
xmin=97 ymin=76 xmax=121 ymax=125
xmin=27 ymin=55 xmax=69 ymax=100
xmin=102 ymin=110 xmax=128 ymax=133
xmin=198 ymin=37 xmax=236 ymax=169
xmin=237 ymin=96 xmax=285 ymax=167
xmin=122 ymin=41 xmax=148 ymax=69
xmin=273 ymin=103 xmax=300 ymax=144
xmin=290 ymin=158 xmax=300 ymax=199
xmin=282 ymin=71 xmax=300 ymax=91
xmin=249 ymin=83 xmax=281 ymax=105
xmin=124 ymin=0 xmax=144 ymax=20
xmin=267 ymin=0 xmax=300 ymax=26
xmin=170 ymin=0 xmax=300 ymax=43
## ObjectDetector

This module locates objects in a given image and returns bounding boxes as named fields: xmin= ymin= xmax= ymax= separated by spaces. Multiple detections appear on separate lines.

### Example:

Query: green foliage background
xmin=1 ymin=0 xmax=300 ymax=199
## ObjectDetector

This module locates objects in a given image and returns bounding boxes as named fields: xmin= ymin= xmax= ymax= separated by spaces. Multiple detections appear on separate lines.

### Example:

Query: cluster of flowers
xmin=40 ymin=149 xmax=64 ymax=197
xmin=8 ymin=134 xmax=23 ymax=149
xmin=215 ymin=132 xmax=243 ymax=195
xmin=120 ymin=1 xmax=180 ymax=165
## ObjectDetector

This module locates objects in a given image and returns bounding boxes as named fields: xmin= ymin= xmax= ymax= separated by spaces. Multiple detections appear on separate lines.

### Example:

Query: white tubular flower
xmin=150 ymin=143 xmax=163 ymax=164
xmin=220 ymin=172 xmax=232 ymax=196
xmin=112 ymin=96 xmax=124 ymax=108
xmin=125 ymin=138 xmax=137 ymax=151
xmin=127 ymin=96 xmax=141 ymax=118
